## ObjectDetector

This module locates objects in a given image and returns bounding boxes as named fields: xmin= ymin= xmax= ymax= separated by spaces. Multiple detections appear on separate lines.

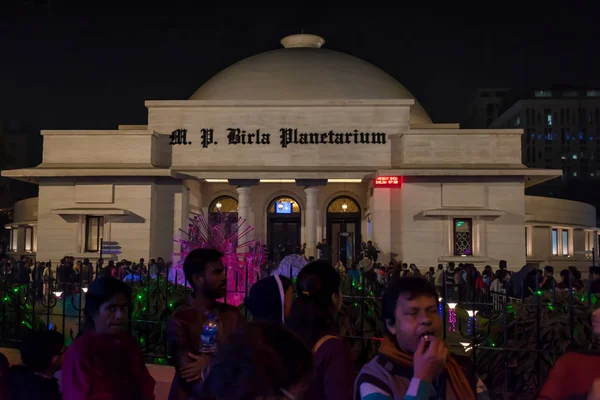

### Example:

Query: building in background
xmin=463 ymin=88 xmax=509 ymax=128
xmin=489 ymin=88 xmax=600 ymax=181
xmin=464 ymin=88 xmax=600 ymax=220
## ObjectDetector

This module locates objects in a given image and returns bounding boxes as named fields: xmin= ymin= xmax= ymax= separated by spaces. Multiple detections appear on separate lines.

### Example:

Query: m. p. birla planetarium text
xmin=168 ymin=128 xmax=387 ymax=148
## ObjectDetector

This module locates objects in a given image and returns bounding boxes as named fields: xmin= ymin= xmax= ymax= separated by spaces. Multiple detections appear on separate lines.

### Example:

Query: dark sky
xmin=1 ymin=2 xmax=599 ymax=132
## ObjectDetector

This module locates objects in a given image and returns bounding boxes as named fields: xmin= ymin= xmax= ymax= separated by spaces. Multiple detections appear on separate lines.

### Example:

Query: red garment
xmin=475 ymin=277 xmax=488 ymax=291
xmin=537 ymin=352 xmax=600 ymax=399
xmin=62 ymin=330 xmax=155 ymax=400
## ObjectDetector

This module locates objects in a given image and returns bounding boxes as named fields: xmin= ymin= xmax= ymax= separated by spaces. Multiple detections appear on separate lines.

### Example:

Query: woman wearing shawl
xmin=287 ymin=261 xmax=356 ymax=400
xmin=62 ymin=277 xmax=155 ymax=400
xmin=355 ymin=277 xmax=489 ymax=400
xmin=537 ymin=308 xmax=600 ymax=400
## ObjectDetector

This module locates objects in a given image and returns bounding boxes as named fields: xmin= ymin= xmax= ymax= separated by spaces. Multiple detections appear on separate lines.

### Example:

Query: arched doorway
xmin=326 ymin=196 xmax=361 ymax=267
xmin=208 ymin=196 xmax=239 ymax=241
xmin=267 ymin=196 xmax=301 ymax=264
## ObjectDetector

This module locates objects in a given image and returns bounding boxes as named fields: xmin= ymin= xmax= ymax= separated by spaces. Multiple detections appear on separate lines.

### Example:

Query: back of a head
xmin=20 ymin=330 xmax=64 ymax=372
xmin=0 ymin=352 xmax=8 ymax=375
xmin=245 ymin=275 xmax=291 ymax=324
xmin=568 ymin=266 xmax=582 ymax=280
xmin=496 ymin=269 xmax=508 ymax=281
xmin=296 ymin=261 xmax=340 ymax=305
xmin=201 ymin=321 xmax=312 ymax=400
xmin=382 ymin=277 xmax=438 ymax=335
xmin=286 ymin=261 xmax=340 ymax=346
xmin=183 ymin=248 xmax=223 ymax=285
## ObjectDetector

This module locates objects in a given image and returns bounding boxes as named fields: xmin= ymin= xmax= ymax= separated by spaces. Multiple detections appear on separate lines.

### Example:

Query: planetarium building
xmin=3 ymin=34 xmax=597 ymax=270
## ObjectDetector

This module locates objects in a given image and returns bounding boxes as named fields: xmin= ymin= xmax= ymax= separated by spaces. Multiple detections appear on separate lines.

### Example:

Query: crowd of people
xmin=0 ymin=248 xmax=599 ymax=399
xmin=0 ymin=254 xmax=173 ymax=297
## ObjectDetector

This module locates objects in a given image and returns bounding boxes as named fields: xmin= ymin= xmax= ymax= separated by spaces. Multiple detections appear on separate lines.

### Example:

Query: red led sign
xmin=374 ymin=176 xmax=402 ymax=188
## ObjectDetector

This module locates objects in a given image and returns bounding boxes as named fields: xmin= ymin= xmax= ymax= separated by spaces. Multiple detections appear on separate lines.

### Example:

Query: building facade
xmin=6 ymin=34 xmax=593 ymax=270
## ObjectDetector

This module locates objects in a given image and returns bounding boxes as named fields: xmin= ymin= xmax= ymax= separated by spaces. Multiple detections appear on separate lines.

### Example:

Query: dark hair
xmin=0 ymin=352 xmax=8 ymax=375
xmin=499 ymin=260 xmax=507 ymax=269
xmin=590 ymin=266 xmax=600 ymax=276
xmin=382 ymin=277 xmax=438 ymax=335
xmin=560 ymin=269 xmax=570 ymax=280
xmin=183 ymin=248 xmax=223 ymax=285
xmin=544 ymin=266 xmax=554 ymax=274
xmin=19 ymin=330 xmax=64 ymax=372
xmin=201 ymin=321 xmax=312 ymax=400
xmin=245 ymin=275 xmax=292 ymax=324
xmin=568 ymin=266 xmax=582 ymax=280
xmin=495 ymin=269 xmax=508 ymax=281
xmin=84 ymin=277 xmax=131 ymax=330
xmin=286 ymin=261 xmax=340 ymax=347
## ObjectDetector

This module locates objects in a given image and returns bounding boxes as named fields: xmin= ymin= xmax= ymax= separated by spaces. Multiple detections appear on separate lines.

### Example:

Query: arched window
xmin=209 ymin=196 xmax=238 ymax=213
xmin=327 ymin=196 xmax=360 ymax=213
xmin=268 ymin=196 xmax=301 ymax=214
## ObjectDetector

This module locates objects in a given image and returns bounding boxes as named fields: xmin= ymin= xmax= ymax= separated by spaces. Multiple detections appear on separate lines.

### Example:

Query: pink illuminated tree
xmin=172 ymin=212 xmax=265 ymax=306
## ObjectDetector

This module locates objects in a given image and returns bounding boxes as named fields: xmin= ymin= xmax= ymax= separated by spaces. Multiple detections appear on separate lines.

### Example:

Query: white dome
xmin=190 ymin=35 xmax=432 ymax=124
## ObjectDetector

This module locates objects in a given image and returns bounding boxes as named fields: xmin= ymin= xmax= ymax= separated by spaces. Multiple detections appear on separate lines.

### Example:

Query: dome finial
xmin=281 ymin=34 xmax=325 ymax=49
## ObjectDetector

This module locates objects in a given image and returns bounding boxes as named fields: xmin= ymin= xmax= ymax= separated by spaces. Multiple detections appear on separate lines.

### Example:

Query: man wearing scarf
xmin=355 ymin=277 xmax=489 ymax=400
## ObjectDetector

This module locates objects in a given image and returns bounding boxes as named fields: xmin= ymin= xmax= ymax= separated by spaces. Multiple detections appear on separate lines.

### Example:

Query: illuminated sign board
xmin=275 ymin=202 xmax=292 ymax=214
xmin=374 ymin=176 xmax=402 ymax=188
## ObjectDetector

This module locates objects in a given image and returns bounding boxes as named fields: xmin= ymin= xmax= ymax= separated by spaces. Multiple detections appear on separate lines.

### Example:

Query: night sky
xmin=1 ymin=2 xmax=600 ymax=133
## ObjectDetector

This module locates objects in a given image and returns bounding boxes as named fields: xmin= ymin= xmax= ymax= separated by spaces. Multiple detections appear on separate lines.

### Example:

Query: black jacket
xmin=8 ymin=365 xmax=61 ymax=400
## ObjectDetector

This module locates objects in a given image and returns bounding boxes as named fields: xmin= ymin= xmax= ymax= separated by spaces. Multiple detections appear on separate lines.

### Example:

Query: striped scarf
xmin=379 ymin=336 xmax=475 ymax=400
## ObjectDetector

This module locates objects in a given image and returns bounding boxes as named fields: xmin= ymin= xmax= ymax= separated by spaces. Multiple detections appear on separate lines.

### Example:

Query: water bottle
xmin=199 ymin=312 xmax=218 ymax=354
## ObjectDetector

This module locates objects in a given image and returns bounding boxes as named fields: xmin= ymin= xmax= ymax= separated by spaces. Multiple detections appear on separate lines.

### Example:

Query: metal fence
xmin=0 ymin=263 xmax=599 ymax=400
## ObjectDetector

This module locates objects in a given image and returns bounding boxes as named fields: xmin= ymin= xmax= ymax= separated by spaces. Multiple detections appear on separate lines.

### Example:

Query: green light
xmin=142 ymin=307 xmax=147 ymax=312
xmin=13 ymin=288 xmax=18 ymax=293
xmin=536 ymin=290 xmax=542 ymax=296
xmin=548 ymin=305 xmax=554 ymax=311
xmin=491 ymin=343 xmax=496 ymax=347
xmin=137 ymin=294 xmax=143 ymax=300
xmin=169 ymin=302 xmax=174 ymax=308
xmin=370 ymin=291 xmax=374 ymax=296
xmin=353 ymin=302 xmax=358 ymax=307
xmin=358 ymin=286 xmax=362 ymax=291
xmin=3 ymin=297 xmax=8 ymax=302
xmin=456 ymin=221 xmax=464 ymax=227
